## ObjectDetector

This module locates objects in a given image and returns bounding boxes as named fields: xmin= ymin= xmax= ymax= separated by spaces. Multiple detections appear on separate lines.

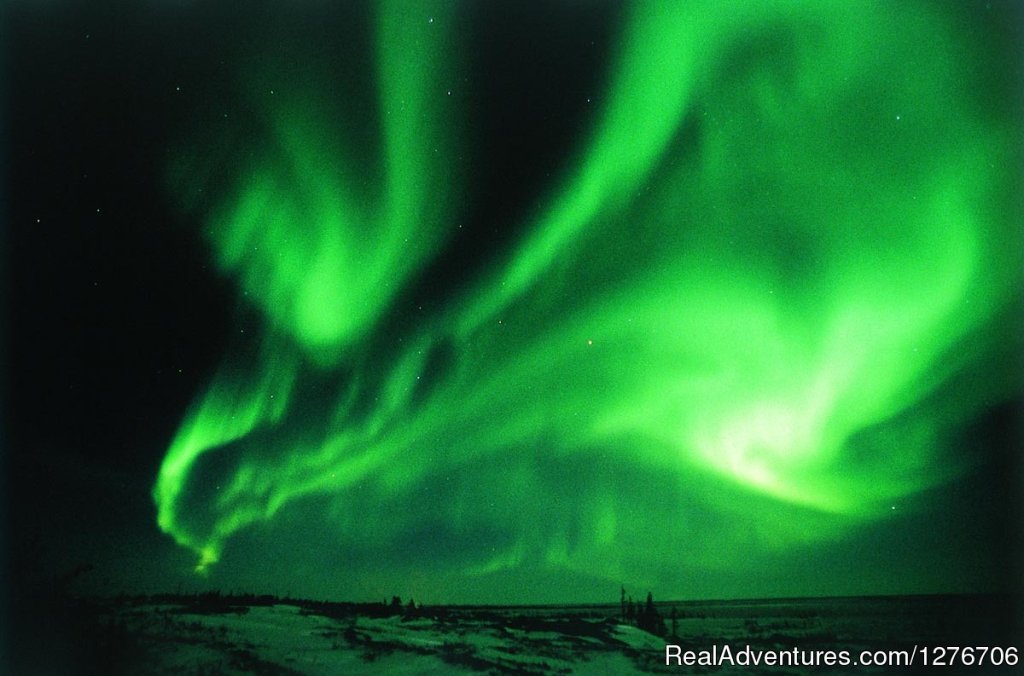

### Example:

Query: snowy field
xmin=19 ymin=593 xmax=1020 ymax=674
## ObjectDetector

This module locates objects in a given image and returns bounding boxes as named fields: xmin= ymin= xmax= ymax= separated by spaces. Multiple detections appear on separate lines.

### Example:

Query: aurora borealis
xmin=146 ymin=0 xmax=1024 ymax=601
xmin=5 ymin=0 xmax=1021 ymax=609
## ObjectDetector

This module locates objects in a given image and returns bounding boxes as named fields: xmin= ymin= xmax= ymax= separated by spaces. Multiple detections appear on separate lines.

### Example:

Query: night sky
xmin=4 ymin=0 xmax=1023 ymax=607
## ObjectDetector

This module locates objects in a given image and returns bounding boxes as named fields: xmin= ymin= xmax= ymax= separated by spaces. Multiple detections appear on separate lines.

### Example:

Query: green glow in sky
xmin=157 ymin=1 xmax=1021 ymax=599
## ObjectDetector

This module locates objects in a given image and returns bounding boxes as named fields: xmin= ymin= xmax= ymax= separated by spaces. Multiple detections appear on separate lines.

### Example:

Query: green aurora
xmin=156 ymin=0 xmax=1022 ymax=601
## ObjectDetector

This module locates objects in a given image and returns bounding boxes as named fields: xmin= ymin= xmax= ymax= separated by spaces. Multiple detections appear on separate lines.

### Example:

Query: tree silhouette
xmin=616 ymin=586 xmax=671 ymax=635
xmin=636 ymin=591 xmax=666 ymax=636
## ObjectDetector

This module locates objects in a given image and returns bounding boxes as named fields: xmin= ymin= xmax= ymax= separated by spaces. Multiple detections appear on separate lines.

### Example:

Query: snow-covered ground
xmin=46 ymin=594 xmax=1018 ymax=674
xmin=107 ymin=602 xmax=667 ymax=674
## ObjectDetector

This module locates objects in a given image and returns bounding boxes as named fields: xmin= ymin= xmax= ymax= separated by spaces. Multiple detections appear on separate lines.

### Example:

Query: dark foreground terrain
xmin=7 ymin=592 xmax=1020 ymax=674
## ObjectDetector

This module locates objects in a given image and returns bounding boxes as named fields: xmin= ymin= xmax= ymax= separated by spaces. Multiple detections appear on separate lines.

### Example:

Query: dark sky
xmin=6 ymin=0 xmax=237 ymax=593
xmin=1 ymin=0 xmax=633 ymax=600
xmin=3 ymin=0 xmax=1022 ymax=613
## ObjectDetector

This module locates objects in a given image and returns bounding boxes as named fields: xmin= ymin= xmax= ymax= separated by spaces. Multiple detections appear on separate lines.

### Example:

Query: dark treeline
xmin=620 ymin=586 xmax=677 ymax=637
xmin=105 ymin=587 xmax=680 ymax=637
